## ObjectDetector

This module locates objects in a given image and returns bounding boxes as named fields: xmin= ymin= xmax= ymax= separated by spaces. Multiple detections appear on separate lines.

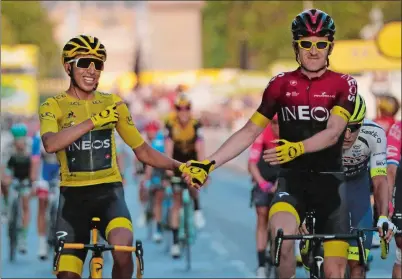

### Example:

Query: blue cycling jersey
xmin=32 ymin=131 xmax=59 ymax=181
xmin=151 ymin=131 xmax=165 ymax=153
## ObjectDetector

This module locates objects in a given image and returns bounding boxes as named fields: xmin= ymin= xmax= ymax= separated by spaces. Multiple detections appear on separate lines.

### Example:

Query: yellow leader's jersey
xmin=39 ymin=91 xmax=144 ymax=187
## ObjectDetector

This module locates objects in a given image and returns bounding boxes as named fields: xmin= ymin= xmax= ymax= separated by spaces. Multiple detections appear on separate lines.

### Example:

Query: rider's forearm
xmin=207 ymin=121 xmax=262 ymax=169
xmin=248 ymin=163 xmax=265 ymax=184
xmin=195 ymin=140 xmax=205 ymax=161
xmin=30 ymin=158 xmax=40 ymax=181
xmin=42 ymin=119 xmax=94 ymax=153
xmin=387 ymin=164 xmax=398 ymax=202
xmin=134 ymin=142 xmax=181 ymax=171
xmin=302 ymin=125 xmax=343 ymax=153
xmin=372 ymin=175 xmax=389 ymax=216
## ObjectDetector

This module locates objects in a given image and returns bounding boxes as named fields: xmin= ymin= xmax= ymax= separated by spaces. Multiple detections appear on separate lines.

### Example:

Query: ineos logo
xmin=281 ymin=106 xmax=329 ymax=122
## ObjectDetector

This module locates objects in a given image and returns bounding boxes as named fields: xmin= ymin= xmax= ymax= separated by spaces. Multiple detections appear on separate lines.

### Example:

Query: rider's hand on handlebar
xmin=377 ymin=215 xmax=396 ymax=242
xmin=299 ymin=221 xmax=309 ymax=235
xmin=179 ymin=159 xmax=215 ymax=190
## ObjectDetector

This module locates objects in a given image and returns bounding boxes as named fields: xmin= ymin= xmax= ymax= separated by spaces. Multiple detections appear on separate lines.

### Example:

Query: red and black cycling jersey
xmin=251 ymin=68 xmax=357 ymax=172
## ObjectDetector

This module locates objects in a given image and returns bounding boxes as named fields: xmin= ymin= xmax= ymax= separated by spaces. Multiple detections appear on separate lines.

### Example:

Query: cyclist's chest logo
xmin=66 ymin=129 xmax=113 ymax=172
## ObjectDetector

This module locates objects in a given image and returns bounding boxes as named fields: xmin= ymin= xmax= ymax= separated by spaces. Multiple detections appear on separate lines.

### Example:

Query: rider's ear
xmin=328 ymin=42 xmax=334 ymax=55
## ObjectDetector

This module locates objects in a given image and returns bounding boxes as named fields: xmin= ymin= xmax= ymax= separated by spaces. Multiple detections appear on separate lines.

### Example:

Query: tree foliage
xmin=202 ymin=1 xmax=401 ymax=70
xmin=1 ymin=1 xmax=60 ymax=77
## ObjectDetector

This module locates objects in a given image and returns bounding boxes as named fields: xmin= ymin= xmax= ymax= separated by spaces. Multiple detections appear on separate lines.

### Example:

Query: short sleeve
xmin=332 ymin=74 xmax=357 ymax=122
xmin=39 ymin=98 xmax=61 ymax=136
xmin=113 ymin=94 xmax=145 ymax=149
xmin=250 ymin=73 xmax=284 ymax=128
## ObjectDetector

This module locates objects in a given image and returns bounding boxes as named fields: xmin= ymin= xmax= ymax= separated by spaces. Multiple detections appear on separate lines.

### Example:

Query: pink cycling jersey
xmin=387 ymin=120 xmax=401 ymax=166
xmin=249 ymin=124 xmax=278 ymax=163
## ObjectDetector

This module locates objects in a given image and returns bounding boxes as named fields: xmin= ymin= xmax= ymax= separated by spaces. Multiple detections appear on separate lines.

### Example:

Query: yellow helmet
xmin=61 ymin=35 xmax=107 ymax=65
xmin=349 ymin=94 xmax=366 ymax=123
xmin=174 ymin=93 xmax=191 ymax=108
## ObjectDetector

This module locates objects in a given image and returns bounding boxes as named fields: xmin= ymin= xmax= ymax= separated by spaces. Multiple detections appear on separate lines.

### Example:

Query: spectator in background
xmin=374 ymin=95 xmax=400 ymax=134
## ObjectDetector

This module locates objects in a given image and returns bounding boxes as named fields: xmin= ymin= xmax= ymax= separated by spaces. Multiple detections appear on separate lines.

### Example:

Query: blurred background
xmin=1 ymin=0 xmax=401 ymax=132
xmin=1 ymin=1 xmax=401 ymax=278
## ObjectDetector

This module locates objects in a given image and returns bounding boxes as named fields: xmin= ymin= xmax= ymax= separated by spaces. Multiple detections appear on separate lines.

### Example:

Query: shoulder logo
xmin=41 ymin=101 xmax=50 ymax=107
xmin=54 ymin=93 xmax=67 ymax=100
xmin=126 ymin=115 xmax=134 ymax=126
xmin=290 ymin=80 xmax=297 ymax=86
xmin=40 ymin=111 xmax=56 ymax=120
xmin=92 ymin=100 xmax=102 ymax=104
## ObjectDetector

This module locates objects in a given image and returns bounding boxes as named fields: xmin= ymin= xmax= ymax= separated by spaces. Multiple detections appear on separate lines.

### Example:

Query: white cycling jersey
xmin=342 ymin=119 xmax=387 ymax=179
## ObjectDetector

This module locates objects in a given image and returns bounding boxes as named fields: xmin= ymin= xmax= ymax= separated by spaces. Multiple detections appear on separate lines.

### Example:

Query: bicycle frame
xmin=53 ymin=217 xmax=144 ymax=279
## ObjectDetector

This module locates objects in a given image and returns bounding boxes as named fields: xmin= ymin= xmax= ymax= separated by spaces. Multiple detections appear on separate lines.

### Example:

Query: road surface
xmin=1 ymin=166 xmax=395 ymax=278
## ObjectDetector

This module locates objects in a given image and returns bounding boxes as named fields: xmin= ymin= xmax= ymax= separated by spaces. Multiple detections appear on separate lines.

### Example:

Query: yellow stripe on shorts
xmin=58 ymin=255 xmax=83 ymax=275
xmin=348 ymin=246 xmax=370 ymax=261
xmin=105 ymin=217 xmax=133 ymax=240
xmin=268 ymin=201 xmax=301 ymax=225
xmin=323 ymin=240 xmax=349 ymax=258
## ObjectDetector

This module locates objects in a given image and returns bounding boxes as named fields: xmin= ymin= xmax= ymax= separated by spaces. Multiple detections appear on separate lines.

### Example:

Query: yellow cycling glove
xmin=273 ymin=139 xmax=305 ymax=164
xmin=90 ymin=104 xmax=119 ymax=128
xmin=179 ymin=159 xmax=216 ymax=189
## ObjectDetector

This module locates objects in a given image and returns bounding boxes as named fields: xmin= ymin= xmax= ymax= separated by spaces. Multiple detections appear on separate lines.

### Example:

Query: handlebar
xmin=351 ymin=222 xmax=389 ymax=259
xmin=53 ymin=238 xmax=144 ymax=276
xmin=273 ymin=229 xmax=367 ymax=267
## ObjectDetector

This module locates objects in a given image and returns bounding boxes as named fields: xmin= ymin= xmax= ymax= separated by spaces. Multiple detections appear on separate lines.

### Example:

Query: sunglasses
xmin=347 ymin=122 xmax=362 ymax=133
xmin=175 ymin=105 xmax=191 ymax=111
xmin=69 ymin=57 xmax=104 ymax=71
xmin=295 ymin=40 xmax=331 ymax=51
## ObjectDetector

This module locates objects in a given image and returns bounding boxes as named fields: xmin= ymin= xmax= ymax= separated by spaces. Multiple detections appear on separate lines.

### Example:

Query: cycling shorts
xmin=55 ymin=182 xmax=132 ymax=276
xmin=268 ymin=171 xmax=349 ymax=258
xmin=170 ymin=170 xmax=188 ymax=192
xmin=392 ymin=169 xmax=402 ymax=236
xmin=251 ymin=185 xmax=274 ymax=208
xmin=344 ymin=172 xmax=372 ymax=261
xmin=149 ymin=168 xmax=167 ymax=190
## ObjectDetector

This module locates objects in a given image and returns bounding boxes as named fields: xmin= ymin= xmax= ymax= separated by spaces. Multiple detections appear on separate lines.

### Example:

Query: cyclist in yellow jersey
xmin=164 ymin=94 xmax=206 ymax=258
xmin=39 ymin=35 xmax=192 ymax=279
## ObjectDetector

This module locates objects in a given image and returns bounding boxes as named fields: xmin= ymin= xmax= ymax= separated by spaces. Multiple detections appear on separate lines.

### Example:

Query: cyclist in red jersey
xmin=248 ymin=114 xmax=280 ymax=277
xmin=387 ymin=121 xmax=402 ymax=278
xmin=374 ymin=96 xmax=400 ymax=134
xmin=179 ymin=9 xmax=394 ymax=278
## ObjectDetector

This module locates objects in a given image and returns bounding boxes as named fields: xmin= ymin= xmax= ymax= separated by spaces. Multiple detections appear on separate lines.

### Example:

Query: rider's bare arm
xmin=134 ymin=142 xmax=181 ymax=170
xmin=206 ymin=120 xmax=264 ymax=169
xmin=248 ymin=163 xmax=265 ymax=185
xmin=372 ymin=175 xmax=389 ymax=216
xmin=302 ymin=114 xmax=348 ymax=153
xmin=39 ymin=98 xmax=95 ymax=153
xmin=41 ymin=122 xmax=94 ymax=154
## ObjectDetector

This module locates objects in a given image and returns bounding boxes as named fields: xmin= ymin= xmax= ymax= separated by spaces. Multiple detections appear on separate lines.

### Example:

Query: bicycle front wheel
xmin=183 ymin=202 xmax=191 ymax=271
xmin=8 ymin=195 xmax=20 ymax=262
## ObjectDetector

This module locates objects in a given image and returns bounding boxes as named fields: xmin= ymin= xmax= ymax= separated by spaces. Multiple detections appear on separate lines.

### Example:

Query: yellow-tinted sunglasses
xmin=295 ymin=40 xmax=331 ymax=51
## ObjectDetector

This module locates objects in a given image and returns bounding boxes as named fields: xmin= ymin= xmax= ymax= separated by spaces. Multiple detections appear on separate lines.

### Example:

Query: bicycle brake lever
xmin=274 ymin=229 xmax=284 ymax=267
xmin=53 ymin=238 xmax=65 ymax=272
xmin=356 ymin=230 xmax=366 ymax=267
xmin=135 ymin=240 xmax=144 ymax=274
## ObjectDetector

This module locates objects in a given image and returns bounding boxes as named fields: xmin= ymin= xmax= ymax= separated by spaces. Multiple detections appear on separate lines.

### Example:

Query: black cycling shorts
xmin=55 ymin=182 xmax=132 ymax=275
xmin=251 ymin=185 xmax=275 ymax=208
xmin=269 ymin=171 xmax=349 ymax=235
